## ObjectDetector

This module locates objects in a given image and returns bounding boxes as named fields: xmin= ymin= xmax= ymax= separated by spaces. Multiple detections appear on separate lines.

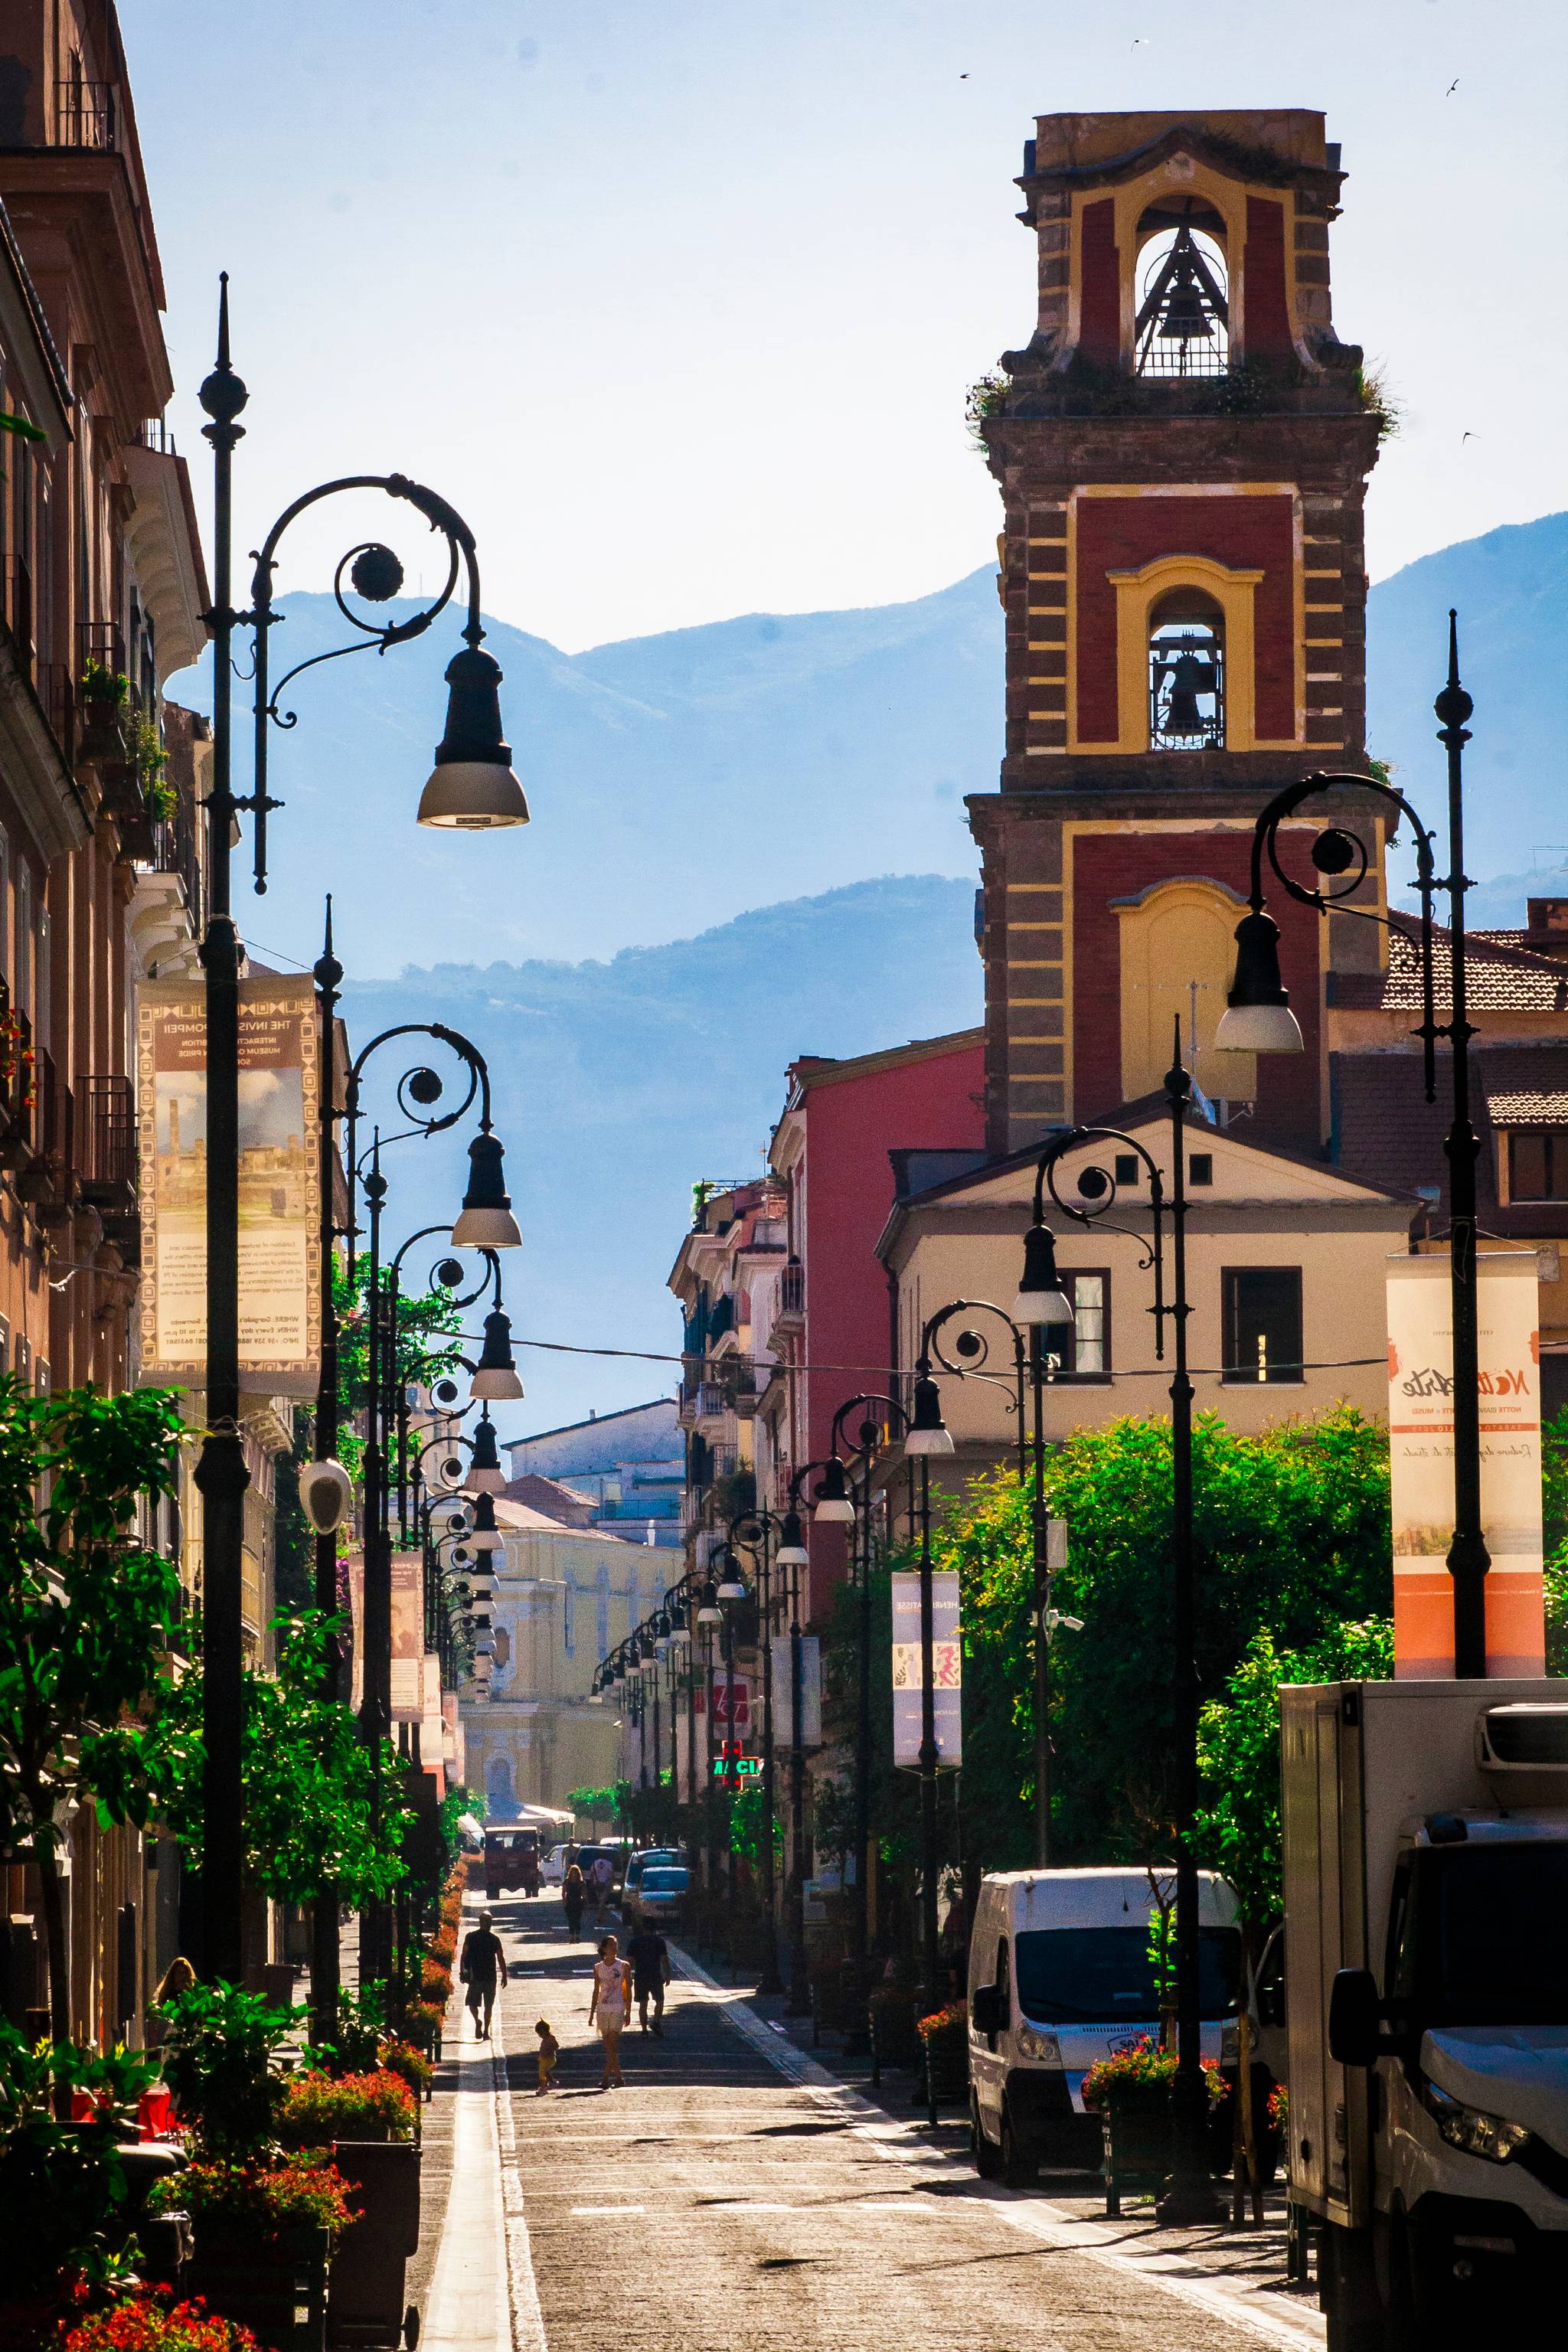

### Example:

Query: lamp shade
xmin=716 ymin=1570 xmax=747 ymax=1603
xmin=452 ymin=1132 xmax=522 ymax=1250
xmin=812 ymin=1456 xmax=855 ymax=1524
xmin=470 ymin=1307 xmax=524 ymax=1401
xmin=774 ymin=1509 xmax=808 ymax=1567
xmin=469 ymin=1491 xmax=505 ymax=1553
xmin=1013 ymin=1223 xmax=1076 ymax=1328
xmin=466 ymin=1414 xmax=507 ymax=1494
xmin=903 ymin=1373 xmax=956 ymax=1457
xmin=417 ymin=642 xmax=531 ymax=829
xmin=1214 ymin=906 xmax=1305 ymax=1055
xmin=696 ymin=1578 xmax=723 ymax=1626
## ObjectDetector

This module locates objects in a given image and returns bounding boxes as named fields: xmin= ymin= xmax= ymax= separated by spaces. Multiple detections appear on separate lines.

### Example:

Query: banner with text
xmin=137 ymin=975 xmax=322 ymax=1393
xmin=769 ymin=1638 xmax=822 ymax=1749
xmin=890 ymin=1570 xmax=962 ymax=1769
xmin=1387 ymin=1250 xmax=1545 ymax=1677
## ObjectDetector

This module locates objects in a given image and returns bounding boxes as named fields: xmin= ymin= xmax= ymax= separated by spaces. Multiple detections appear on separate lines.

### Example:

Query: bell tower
xmin=969 ymin=109 xmax=1388 ymax=1157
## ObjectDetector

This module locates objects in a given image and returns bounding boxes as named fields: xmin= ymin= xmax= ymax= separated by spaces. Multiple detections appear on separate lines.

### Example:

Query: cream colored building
xmin=460 ymin=1501 xmax=673 ymax=1815
xmin=877 ymin=1102 xmax=1413 ymax=1484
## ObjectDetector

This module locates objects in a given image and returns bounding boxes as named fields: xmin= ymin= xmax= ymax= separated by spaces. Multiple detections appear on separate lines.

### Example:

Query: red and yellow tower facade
xmin=971 ymin=109 xmax=1388 ymax=1156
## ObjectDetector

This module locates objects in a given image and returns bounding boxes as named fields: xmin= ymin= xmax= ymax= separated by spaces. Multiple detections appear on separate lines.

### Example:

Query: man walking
xmin=459 ymin=1909 xmax=508 ymax=2039
xmin=590 ymin=1851 xmax=614 ymax=1927
xmin=626 ymin=1919 xmax=671 ymax=2037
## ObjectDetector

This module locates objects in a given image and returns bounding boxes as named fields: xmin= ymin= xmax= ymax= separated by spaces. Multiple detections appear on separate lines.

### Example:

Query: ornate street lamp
xmin=1215 ymin=619 xmax=1488 ymax=1677
xmin=196 ymin=277 xmax=528 ymax=1991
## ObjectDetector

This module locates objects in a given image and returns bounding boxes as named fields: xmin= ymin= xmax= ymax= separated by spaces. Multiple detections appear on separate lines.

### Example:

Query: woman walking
xmin=588 ymin=1932 xmax=632 ymax=2090
xmin=563 ymin=1861 xmax=586 ymax=1942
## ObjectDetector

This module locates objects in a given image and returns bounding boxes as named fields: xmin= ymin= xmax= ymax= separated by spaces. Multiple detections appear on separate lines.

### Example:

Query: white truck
xmin=1282 ymin=1678 xmax=1568 ymax=2347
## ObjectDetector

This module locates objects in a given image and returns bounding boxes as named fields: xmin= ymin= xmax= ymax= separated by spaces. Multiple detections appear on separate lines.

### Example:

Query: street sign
xmin=712 ymin=1756 xmax=762 ymax=1778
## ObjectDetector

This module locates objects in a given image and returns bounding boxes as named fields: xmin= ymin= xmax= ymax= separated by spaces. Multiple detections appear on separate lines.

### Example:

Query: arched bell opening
xmin=1135 ymin=208 xmax=1230 ymax=379
xmin=1148 ymin=588 xmax=1225 ymax=752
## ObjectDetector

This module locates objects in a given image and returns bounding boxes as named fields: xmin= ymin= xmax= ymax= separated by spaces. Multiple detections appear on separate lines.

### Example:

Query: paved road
xmin=414 ymin=1890 xmax=1321 ymax=2352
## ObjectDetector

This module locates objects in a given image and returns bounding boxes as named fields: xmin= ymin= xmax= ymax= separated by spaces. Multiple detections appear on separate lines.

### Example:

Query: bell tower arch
xmin=969 ymin=109 xmax=1390 ymax=1157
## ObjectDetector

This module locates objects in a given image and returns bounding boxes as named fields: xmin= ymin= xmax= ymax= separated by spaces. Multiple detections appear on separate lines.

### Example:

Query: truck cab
xmin=1283 ymin=1682 xmax=1568 ymax=2344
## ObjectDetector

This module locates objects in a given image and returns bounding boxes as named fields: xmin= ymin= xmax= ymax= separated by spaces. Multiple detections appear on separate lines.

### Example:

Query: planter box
xmin=1099 ymin=2098 xmax=1172 ymax=2217
xmin=922 ymin=2037 xmax=969 ymax=2109
xmin=186 ymin=2217 xmax=328 ymax=2351
xmin=327 ymin=2139 xmax=420 ymax=2349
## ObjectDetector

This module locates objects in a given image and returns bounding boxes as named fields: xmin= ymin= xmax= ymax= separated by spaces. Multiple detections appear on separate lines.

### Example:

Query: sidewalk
xmin=666 ymin=1939 xmax=1325 ymax=2349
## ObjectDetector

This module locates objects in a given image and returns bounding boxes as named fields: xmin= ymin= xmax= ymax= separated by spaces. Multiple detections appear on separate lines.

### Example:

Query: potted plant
xmin=57 ymin=2281 xmax=262 ymax=2350
xmin=379 ymin=2040 xmax=434 ymax=2102
xmin=76 ymin=660 xmax=131 ymax=765
xmin=277 ymin=2068 xmax=416 ymax=2150
xmin=0 ymin=2027 xmax=159 ymax=2347
xmin=148 ymin=2154 xmax=353 ymax=2352
xmin=1081 ymin=2037 xmax=1226 ymax=2216
xmin=916 ymin=1999 xmax=969 ymax=2108
xmin=868 ymin=1980 xmax=921 ymax=2079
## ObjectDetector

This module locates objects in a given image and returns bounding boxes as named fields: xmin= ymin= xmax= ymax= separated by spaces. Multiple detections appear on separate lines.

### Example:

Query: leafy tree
xmin=273 ymin=1406 xmax=314 ymax=1615
xmin=333 ymin=1256 xmax=462 ymax=1487
xmin=929 ymin=1406 xmax=1392 ymax=1866
xmin=567 ymin=1783 xmax=621 ymax=1830
xmin=0 ymin=1381 xmax=181 ymax=2047
xmin=116 ymin=1611 xmax=412 ymax=1907
xmin=1193 ymin=1615 xmax=1393 ymax=1937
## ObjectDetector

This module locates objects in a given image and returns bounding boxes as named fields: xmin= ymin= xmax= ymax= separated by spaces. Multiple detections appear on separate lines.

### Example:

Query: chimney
xmin=1524 ymin=900 xmax=1568 ymax=959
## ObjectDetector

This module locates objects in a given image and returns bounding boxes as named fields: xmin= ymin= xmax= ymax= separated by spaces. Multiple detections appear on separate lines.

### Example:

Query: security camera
xmin=299 ymin=1458 xmax=354 ymax=1536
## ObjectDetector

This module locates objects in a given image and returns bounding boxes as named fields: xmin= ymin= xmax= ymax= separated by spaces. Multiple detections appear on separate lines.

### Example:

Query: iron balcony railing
xmin=77 ymin=1074 xmax=136 ymax=1193
xmin=779 ymin=1263 xmax=804 ymax=1315
xmin=55 ymin=79 xmax=119 ymax=151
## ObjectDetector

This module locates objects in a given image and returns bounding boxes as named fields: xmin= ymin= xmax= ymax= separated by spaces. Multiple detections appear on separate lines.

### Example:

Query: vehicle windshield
xmin=1401 ymin=1844 xmax=1568 ymax=2027
xmin=1013 ymin=1926 xmax=1239 ymax=2023
xmin=642 ymin=1870 xmax=688 ymax=1892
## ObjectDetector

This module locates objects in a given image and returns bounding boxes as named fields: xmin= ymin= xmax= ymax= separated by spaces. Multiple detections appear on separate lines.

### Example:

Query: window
xmin=1223 ymin=1268 xmax=1303 ymax=1384
xmin=1189 ymin=1154 xmax=1214 ymax=1187
xmin=1508 ymin=1131 xmax=1568 ymax=1203
xmin=1148 ymin=589 xmax=1224 ymax=752
xmin=1134 ymin=218 xmax=1230 ymax=380
xmin=1114 ymin=1154 xmax=1140 ymax=1187
xmin=1041 ymin=1270 xmax=1111 ymax=1380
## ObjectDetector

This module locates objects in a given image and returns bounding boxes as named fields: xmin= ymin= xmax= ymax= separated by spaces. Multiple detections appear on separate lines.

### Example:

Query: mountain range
xmin=162 ymin=508 xmax=1568 ymax=1430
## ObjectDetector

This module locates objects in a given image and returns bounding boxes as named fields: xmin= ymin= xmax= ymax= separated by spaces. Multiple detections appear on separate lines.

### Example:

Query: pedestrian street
xmin=415 ymin=1891 xmax=1324 ymax=2352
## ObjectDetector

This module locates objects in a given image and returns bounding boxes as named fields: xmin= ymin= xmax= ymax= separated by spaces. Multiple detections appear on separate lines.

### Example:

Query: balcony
xmin=78 ymin=1074 xmax=136 ymax=1201
xmin=15 ymin=1049 xmax=75 ymax=1215
xmin=55 ymin=80 xmax=120 ymax=152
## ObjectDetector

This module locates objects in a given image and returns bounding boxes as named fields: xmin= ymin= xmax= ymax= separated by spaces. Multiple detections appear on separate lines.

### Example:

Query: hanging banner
xmin=1387 ymin=1251 xmax=1546 ymax=1677
xmin=390 ymin=1551 xmax=426 ymax=1723
xmin=137 ymin=975 xmax=322 ymax=1393
xmin=769 ymin=1636 xmax=822 ymax=1749
xmin=890 ymin=1570 xmax=962 ymax=1769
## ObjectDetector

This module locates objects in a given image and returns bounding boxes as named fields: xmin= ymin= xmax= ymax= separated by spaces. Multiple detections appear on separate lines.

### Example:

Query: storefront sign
xmin=890 ymin=1570 xmax=962 ymax=1769
xmin=137 ymin=975 xmax=322 ymax=1393
xmin=1387 ymin=1251 xmax=1546 ymax=1677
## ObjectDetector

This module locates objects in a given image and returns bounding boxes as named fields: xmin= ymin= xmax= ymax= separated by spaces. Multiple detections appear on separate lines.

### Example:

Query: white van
xmin=967 ymin=1867 xmax=1240 ymax=2182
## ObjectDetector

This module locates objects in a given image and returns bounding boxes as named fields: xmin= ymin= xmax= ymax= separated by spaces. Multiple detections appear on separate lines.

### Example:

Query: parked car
xmin=620 ymin=1847 xmax=683 ymax=1919
xmin=628 ymin=1865 xmax=689 ymax=1932
xmin=571 ymin=1842 xmax=632 ymax=1896
xmin=541 ymin=1843 xmax=571 ymax=1886
xmin=967 ymin=1867 xmax=1240 ymax=2184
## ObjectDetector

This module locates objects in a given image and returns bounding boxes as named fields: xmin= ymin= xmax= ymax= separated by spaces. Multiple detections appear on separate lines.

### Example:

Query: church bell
xmin=1162 ymin=650 xmax=1216 ymax=737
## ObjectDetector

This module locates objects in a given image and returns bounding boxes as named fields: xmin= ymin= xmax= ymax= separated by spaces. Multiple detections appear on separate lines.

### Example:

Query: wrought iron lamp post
xmin=728 ymin=1510 xmax=785 ymax=1995
xmin=196 ymin=279 xmax=526 ymax=1981
xmin=1215 ymin=619 xmax=1488 ymax=1674
xmin=1002 ymin=1031 xmax=1217 ymax=2223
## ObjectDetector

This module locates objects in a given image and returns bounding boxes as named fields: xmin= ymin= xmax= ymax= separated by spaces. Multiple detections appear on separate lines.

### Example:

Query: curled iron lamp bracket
xmin=923 ymin=1298 xmax=1024 ymax=1413
xmin=1034 ymin=1129 xmax=1170 ymax=1357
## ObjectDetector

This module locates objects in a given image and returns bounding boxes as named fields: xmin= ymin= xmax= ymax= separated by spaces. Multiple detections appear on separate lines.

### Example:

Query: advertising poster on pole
xmin=390 ymin=1551 xmax=425 ymax=1723
xmin=768 ymin=1638 xmax=822 ymax=1748
xmin=137 ymin=975 xmax=322 ymax=1393
xmin=890 ymin=1570 xmax=962 ymax=1769
xmin=1386 ymin=1251 xmax=1545 ymax=1677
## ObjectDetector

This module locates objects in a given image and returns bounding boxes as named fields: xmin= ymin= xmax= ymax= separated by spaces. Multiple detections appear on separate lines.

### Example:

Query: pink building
xmin=755 ymin=1029 xmax=985 ymax=1619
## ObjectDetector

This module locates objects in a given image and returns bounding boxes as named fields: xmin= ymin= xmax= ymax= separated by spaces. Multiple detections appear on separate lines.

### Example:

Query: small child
xmin=535 ymin=2017 xmax=560 ymax=2094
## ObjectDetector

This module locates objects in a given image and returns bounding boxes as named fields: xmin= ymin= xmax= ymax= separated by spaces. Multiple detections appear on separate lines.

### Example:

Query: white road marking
xmin=569 ymin=2205 xmax=648 ymax=2216
xmin=668 ymin=1943 xmax=1326 ymax=2350
xmin=493 ymin=2008 xmax=549 ymax=2352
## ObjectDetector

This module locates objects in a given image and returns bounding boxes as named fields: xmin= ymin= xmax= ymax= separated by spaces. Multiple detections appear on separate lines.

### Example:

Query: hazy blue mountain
xmin=340 ymin=875 xmax=982 ymax=1438
xmin=1365 ymin=511 xmax=1568 ymax=900
xmin=172 ymin=570 xmax=1001 ymax=980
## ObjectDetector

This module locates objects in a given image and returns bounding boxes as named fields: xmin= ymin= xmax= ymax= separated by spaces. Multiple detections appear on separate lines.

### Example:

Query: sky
xmin=119 ymin=0 xmax=1568 ymax=654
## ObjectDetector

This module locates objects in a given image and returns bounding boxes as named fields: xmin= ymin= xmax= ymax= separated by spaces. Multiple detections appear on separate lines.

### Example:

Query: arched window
xmin=1135 ymin=217 xmax=1229 ymax=379
xmin=1148 ymin=589 xmax=1225 ymax=752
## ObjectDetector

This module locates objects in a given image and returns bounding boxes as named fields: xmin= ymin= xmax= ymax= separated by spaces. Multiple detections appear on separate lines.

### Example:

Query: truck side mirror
xmin=1328 ymin=1968 xmax=1382 ymax=2067
xmin=970 ymin=1983 xmax=1007 ymax=2037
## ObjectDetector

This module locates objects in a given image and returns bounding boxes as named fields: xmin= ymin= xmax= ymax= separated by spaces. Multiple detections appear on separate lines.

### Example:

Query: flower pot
xmin=186 ymin=2215 xmax=329 ymax=2350
xmin=1099 ymin=2096 xmax=1173 ymax=2217
xmin=327 ymin=2139 xmax=420 ymax=2348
